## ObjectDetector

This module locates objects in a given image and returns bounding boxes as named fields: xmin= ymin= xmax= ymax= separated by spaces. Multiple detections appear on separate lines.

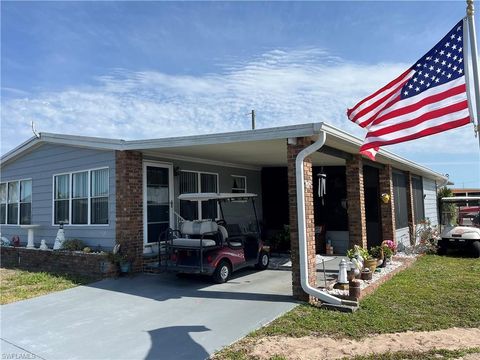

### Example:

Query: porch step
xmin=143 ymin=261 xmax=164 ymax=274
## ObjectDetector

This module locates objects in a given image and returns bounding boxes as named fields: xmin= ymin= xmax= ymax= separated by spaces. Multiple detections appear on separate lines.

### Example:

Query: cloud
xmin=1 ymin=48 xmax=477 ymax=158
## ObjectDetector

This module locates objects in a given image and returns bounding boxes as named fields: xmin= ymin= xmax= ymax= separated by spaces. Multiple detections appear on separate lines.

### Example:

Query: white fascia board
xmin=123 ymin=123 xmax=322 ymax=150
xmin=39 ymin=133 xmax=124 ymax=149
xmin=318 ymin=123 xmax=448 ymax=183
xmin=1 ymin=136 xmax=41 ymax=165
xmin=0 ymin=133 xmax=124 ymax=167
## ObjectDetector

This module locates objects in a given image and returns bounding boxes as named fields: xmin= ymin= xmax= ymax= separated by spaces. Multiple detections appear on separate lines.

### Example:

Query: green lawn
xmin=254 ymin=255 xmax=480 ymax=339
xmin=0 ymin=268 xmax=94 ymax=304
xmin=216 ymin=255 xmax=480 ymax=359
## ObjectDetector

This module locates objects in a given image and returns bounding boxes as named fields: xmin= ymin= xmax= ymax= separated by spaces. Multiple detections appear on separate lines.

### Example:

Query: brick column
xmin=379 ymin=164 xmax=396 ymax=242
xmin=346 ymin=155 xmax=367 ymax=249
xmin=287 ymin=138 xmax=316 ymax=303
xmin=115 ymin=150 xmax=144 ymax=273
xmin=405 ymin=172 xmax=415 ymax=245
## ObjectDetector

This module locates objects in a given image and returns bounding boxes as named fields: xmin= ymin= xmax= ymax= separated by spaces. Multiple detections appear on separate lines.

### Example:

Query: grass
xmin=0 ymin=268 xmax=94 ymax=304
xmin=215 ymin=255 xmax=480 ymax=359
xmin=253 ymin=255 xmax=480 ymax=339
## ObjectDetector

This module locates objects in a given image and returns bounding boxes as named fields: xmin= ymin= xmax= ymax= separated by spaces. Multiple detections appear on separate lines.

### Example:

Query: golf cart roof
xmin=441 ymin=196 xmax=480 ymax=202
xmin=178 ymin=192 xmax=258 ymax=202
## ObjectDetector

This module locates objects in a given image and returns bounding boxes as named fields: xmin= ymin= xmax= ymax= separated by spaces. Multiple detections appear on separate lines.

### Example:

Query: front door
xmin=143 ymin=162 xmax=174 ymax=244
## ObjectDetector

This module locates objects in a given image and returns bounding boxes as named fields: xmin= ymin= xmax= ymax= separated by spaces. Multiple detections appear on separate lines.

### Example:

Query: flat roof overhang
xmin=1 ymin=122 xmax=448 ymax=183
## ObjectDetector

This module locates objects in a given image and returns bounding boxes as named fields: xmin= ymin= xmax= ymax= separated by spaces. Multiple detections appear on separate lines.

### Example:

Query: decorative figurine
xmin=40 ymin=239 xmax=49 ymax=250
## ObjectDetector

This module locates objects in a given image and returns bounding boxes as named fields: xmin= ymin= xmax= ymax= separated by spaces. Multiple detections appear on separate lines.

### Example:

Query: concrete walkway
xmin=0 ymin=269 xmax=296 ymax=360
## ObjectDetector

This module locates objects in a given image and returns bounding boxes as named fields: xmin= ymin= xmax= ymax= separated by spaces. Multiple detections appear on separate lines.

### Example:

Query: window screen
xmin=393 ymin=172 xmax=408 ymax=229
xmin=412 ymin=176 xmax=425 ymax=222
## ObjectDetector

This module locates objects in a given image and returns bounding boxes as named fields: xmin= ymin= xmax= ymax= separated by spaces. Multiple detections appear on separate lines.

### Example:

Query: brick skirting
xmin=0 ymin=247 xmax=117 ymax=279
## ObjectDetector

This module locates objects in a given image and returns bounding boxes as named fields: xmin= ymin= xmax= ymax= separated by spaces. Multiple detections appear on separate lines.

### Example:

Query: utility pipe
xmin=295 ymin=131 xmax=356 ymax=306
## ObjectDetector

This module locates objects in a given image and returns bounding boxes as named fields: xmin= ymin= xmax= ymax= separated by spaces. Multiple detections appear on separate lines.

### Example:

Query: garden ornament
xmin=40 ymin=239 xmax=49 ymax=250
xmin=0 ymin=236 xmax=10 ymax=246
xmin=381 ymin=193 xmax=391 ymax=204
xmin=338 ymin=259 xmax=349 ymax=284
xmin=53 ymin=222 xmax=66 ymax=250
xmin=12 ymin=235 xmax=20 ymax=247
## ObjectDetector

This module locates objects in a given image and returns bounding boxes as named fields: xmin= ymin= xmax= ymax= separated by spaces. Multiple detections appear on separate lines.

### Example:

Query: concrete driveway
xmin=0 ymin=269 xmax=296 ymax=360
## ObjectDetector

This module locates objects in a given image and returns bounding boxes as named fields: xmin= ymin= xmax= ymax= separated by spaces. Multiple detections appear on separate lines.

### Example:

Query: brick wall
xmin=0 ymin=247 xmax=116 ymax=279
xmin=379 ymin=164 xmax=396 ymax=242
xmin=405 ymin=172 xmax=415 ymax=245
xmin=115 ymin=150 xmax=144 ymax=273
xmin=287 ymin=137 xmax=316 ymax=303
xmin=346 ymin=155 xmax=367 ymax=249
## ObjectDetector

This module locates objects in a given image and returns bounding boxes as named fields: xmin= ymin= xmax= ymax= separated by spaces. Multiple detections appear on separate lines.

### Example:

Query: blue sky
xmin=1 ymin=1 xmax=479 ymax=188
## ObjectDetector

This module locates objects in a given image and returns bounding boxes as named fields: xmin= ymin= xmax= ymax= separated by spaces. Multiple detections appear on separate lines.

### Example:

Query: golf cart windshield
xmin=178 ymin=192 xmax=260 ymax=235
xmin=440 ymin=196 xmax=480 ymax=227
xmin=178 ymin=192 xmax=258 ymax=202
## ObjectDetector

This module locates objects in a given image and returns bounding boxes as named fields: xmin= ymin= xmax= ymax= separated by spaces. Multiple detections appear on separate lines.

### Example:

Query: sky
xmin=1 ymin=1 xmax=479 ymax=188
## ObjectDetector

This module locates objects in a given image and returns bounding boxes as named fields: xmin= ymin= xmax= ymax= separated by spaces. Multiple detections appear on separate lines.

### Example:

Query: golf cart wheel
xmin=472 ymin=241 xmax=480 ymax=258
xmin=437 ymin=240 xmax=448 ymax=256
xmin=256 ymin=250 xmax=269 ymax=270
xmin=213 ymin=260 xmax=231 ymax=283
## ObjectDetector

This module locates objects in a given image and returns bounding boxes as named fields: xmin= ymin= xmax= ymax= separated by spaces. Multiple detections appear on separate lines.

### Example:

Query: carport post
xmin=287 ymin=137 xmax=317 ymax=302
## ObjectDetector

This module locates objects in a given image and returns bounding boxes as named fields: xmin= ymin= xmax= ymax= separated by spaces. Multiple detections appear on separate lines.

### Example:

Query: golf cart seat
xmin=218 ymin=225 xmax=243 ymax=249
xmin=169 ymin=220 xmax=221 ymax=248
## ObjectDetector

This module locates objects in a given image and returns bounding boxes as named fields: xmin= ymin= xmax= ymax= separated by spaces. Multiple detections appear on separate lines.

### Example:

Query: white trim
xmin=143 ymin=161 xmax=174 ymax=245
xmin=1 ymin=122 xmax=448 ymax=184
xmin=143 ymin=151 xmax=261 ymax=171
xmin=52 ymin=167 xmax=110 ymax=227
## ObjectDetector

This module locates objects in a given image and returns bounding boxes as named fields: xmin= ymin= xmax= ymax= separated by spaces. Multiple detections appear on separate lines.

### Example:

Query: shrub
xmin=61 ymin=239 xmax=86 ymax=251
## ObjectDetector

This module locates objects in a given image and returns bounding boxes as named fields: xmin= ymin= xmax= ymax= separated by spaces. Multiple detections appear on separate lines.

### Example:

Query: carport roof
xmin=1 ymin=122 xmax=448 ymax=183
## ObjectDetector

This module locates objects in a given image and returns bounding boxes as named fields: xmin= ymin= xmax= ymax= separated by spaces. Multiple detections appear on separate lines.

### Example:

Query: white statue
xmin=40 ymin=239 xmax=49 ymax=250
xmin=53 ymin=222 xmax=66 ymax=250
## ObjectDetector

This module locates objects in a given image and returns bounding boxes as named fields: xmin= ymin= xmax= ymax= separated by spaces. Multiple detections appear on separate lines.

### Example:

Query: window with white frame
xmin=53 ymin=168 xmax=109 ymax=225
xmin=231 ymin=175 xmax=247 ymax=193
xmin=0 ymin=179 xmax=32 ymax=225
xmin=179 ymin=170 xmax=218 ymax=220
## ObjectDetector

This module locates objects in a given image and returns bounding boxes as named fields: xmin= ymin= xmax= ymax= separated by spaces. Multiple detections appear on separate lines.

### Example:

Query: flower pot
xmin=364 ymin=258 xmax=378 ymax=273
xmin=361 ymin=270 xmax=372 ymax=280
xmin=120 ymin=262 xmax=131 ymax=273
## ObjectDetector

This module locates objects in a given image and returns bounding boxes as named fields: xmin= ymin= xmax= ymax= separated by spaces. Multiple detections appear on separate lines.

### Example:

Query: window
xmin=179 ymin=171 xmax=218 ymax=220
xmin=393 ymin=172 xmax=408 ymax=229
xmin=0 ymin=180 xmax=32 ymax=225
xmin=231 ymin=175 xmax=247 ymax=193
xmin=412 ymin=176 xmax=425 ymax=222
xmin=53 ymin=168 xmax=109 ymax=225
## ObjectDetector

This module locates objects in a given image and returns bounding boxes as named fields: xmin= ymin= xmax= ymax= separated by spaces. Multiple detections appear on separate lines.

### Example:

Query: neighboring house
xmin=0 ymin=122 xmax=447 ymax=275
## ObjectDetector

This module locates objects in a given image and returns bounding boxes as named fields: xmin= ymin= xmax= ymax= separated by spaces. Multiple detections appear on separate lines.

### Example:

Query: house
xmin=0 ymin=122 xmax=447 ymax=298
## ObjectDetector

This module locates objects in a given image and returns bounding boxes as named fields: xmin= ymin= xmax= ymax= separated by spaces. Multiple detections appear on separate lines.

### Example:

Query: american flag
xmin=347 ymin=19 xmax=472 ymax=160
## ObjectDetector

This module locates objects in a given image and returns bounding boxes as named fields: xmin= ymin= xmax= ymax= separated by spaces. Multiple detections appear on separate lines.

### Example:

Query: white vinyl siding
xmin=423 ymin=178 xmax=438 ymax=226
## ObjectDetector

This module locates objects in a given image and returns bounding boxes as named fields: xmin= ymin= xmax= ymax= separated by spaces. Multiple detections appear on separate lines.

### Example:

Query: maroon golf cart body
xmin=165 ymin=193 xmax=270 ymax=283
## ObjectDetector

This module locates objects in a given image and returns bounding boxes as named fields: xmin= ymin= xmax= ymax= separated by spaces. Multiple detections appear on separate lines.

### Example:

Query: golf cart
xmin=438 ymin=196 xmax=480 ymax=257
xmin=165 ymin=193 xmax=270 ymax=283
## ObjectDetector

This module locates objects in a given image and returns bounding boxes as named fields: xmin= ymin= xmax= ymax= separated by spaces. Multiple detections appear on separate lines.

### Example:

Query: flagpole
xmin=466 ymin=0 xmax=480 ymax=148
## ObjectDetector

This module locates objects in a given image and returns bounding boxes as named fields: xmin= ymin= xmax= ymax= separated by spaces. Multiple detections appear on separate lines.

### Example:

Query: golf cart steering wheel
xmin=216 ymin=219 xmax=227 ymax=226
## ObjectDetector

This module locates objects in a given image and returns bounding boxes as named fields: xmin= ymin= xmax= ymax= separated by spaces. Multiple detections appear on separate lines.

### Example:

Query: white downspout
xmin=296 ymin=131 xmax=355 ymax=306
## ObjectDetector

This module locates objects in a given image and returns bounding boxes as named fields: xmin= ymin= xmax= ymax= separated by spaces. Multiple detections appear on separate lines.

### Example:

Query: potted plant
xmin=107 ymin=243 xmax=134 ymax=274
xmin=369 ymin=246 xmax=385 ymax=268
xmin=382 ymin=244 xmax=393 ymax=263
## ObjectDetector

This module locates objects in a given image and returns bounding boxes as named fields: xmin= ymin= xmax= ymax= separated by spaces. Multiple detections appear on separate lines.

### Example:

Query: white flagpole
xmin=466 ymin=0 xmax=480 ymax=148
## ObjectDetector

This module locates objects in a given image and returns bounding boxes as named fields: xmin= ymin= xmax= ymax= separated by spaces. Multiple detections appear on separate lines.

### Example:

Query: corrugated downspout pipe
xmin=296 ymin=131 xmax=354 ymax=306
